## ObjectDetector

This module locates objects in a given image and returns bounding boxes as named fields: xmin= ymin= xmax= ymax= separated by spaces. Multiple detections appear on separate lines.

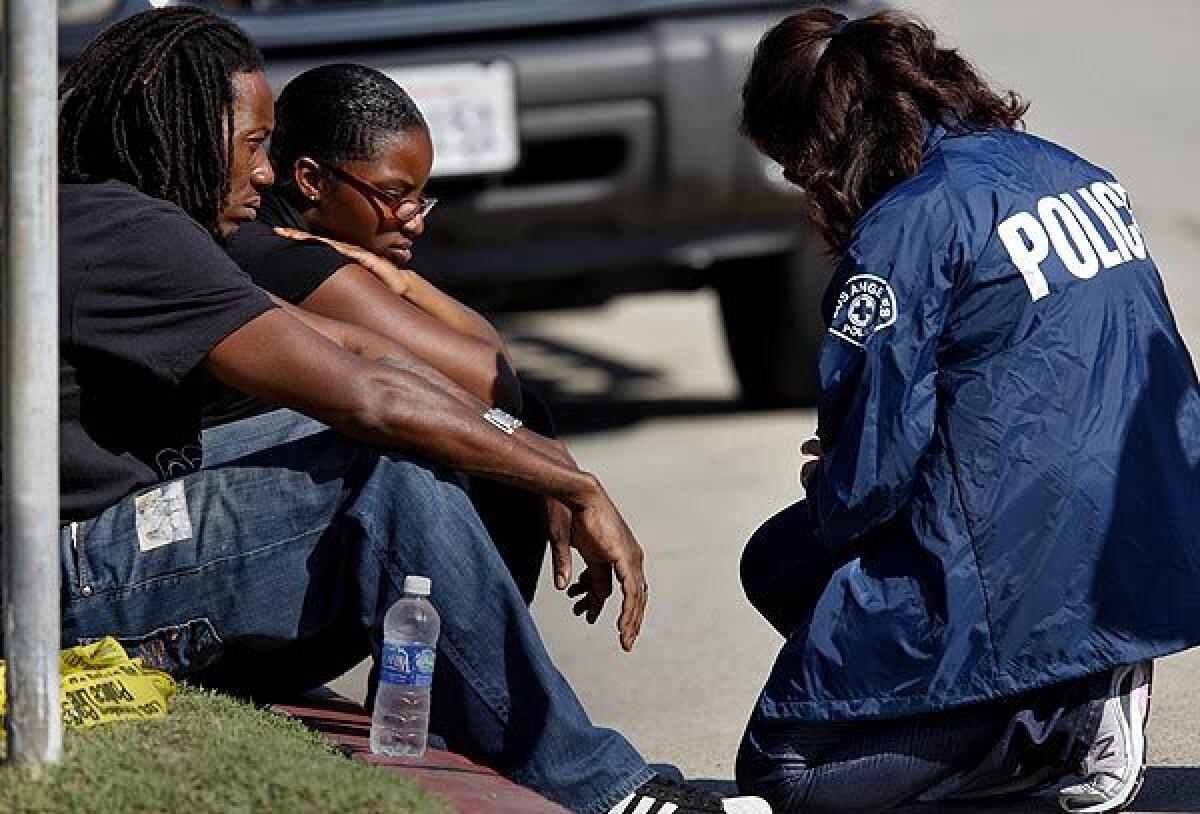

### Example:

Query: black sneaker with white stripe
xmin=607 ymin=775 xmax=771 ymax=814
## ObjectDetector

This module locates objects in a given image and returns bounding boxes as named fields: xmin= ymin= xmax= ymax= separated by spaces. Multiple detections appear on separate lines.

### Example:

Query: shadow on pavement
xmin=687 ymin=779 xmax=737 ymax=795
xmin=1128 ymin=767 xmax=1200 ymax=812
xmin=688 ymin=766 xmax=1200 ymax=812
xmin=506 ymin=333 xmax=751 ymax=436
xmin=535 ymin=394 xmax=747 ymax=437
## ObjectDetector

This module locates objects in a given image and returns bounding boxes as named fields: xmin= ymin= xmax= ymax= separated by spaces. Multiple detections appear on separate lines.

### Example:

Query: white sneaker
xmin=607 ymin=775 xmax=772 ymax=814
xmin=1058 ymin=661 xmax=1153 ymax=813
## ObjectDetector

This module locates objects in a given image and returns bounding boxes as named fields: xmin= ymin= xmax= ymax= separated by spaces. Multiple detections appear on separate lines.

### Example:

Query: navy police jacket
xmin=764 ymin=125 xmax=1200 ymax=721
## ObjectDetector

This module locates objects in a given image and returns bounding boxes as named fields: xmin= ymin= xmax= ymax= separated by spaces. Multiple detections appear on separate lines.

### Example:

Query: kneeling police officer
xmin=736 ymin=9 xmax=1200 ymax=814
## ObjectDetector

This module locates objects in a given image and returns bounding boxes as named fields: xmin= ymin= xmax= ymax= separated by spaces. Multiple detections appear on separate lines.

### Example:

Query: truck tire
xmin=716 ymin=236 xmax=833 ymax=407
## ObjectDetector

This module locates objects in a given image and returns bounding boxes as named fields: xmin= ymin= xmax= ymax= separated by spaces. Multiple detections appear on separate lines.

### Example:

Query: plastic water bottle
xmin=370 ymin=575 xmax=440 ymax=757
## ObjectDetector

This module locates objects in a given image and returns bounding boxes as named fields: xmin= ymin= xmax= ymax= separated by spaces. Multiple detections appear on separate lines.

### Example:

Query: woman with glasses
xmin=211 ymin=63 xmax=519 ymax=418
xmin=205 ymin=63 xmax=551 ymax=603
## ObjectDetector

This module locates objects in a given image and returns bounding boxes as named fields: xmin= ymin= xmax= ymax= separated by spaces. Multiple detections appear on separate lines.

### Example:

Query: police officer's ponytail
xmin=741 ymin=8 xmax=1027 ymax=253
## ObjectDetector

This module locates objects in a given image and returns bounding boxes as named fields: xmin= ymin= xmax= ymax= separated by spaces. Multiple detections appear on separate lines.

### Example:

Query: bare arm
xmin=269 ymin=295 xmax=482 ymax=409
xmin=275 ymin=228 xmax=521 ymax=412
xmin=203 ymin=308 xmax=646 ymax=650
xmin=304 ymin=266 xmax=521 ymax=412
xmin=384 ymin=266 xmax=508 ymax=358
xmin=270 ymin=299 xmax=578 ymax=492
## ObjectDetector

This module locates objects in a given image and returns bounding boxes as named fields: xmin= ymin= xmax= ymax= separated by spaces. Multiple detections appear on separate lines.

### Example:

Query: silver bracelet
xmin=482 ymin=407 xmax=523 ymax=435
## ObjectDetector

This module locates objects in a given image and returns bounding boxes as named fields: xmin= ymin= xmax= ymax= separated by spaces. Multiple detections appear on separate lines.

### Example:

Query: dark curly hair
xmin=742 ymin=8 xmax=1028 ymax=253
xmin=270 ymin=63 xmax=427 ymax=191
xmin=59 ymin=7 xmax=263 ymax=237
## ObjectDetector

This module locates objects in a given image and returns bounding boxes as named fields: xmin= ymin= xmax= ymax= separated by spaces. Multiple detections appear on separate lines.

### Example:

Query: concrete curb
xmin=270 ymin=695 xmax=570 ymax=814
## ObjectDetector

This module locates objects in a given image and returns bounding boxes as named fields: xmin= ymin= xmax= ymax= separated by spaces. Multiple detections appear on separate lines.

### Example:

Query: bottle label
xmin=380 ymin=643 xmax=436 ymax=688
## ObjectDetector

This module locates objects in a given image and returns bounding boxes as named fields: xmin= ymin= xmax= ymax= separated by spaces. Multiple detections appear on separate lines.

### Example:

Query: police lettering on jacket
xmin=998 ymin=181 xmax=1146 ymax=301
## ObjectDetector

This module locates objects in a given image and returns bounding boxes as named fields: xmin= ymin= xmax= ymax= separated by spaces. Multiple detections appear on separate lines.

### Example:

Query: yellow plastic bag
xmin=0 ymin=637 xmax=177 ymax=730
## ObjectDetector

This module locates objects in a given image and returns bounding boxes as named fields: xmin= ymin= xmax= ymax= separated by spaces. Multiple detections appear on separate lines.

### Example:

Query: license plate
xmin=385 ymin=61 xmax=519 ymax=178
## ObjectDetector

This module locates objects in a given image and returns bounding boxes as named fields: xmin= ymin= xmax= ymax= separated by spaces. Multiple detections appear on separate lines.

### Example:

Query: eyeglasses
xmin=320 ymin=162 xmax=437 ymax=223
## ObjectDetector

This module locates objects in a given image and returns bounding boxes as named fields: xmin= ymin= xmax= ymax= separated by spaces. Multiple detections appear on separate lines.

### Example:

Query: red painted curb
xmin=272 ymin=696 xmax=570 ymax=814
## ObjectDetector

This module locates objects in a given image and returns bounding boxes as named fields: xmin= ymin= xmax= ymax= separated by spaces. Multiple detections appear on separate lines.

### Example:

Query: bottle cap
xmin=403 ymin=575 xmax=432 ymax=596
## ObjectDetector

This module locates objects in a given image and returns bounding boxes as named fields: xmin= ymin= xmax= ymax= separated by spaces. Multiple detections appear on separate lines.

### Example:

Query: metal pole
xmin=3 ymin=0 xmax=61 ymax=767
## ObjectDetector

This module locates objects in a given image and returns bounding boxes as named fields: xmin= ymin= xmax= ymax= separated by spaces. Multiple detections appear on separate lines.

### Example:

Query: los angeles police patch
xmin=828 ymin=274 xmax=897 ymax=347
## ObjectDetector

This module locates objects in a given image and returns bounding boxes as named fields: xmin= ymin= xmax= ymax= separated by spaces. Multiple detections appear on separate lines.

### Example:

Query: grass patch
xmin=0 ymin=686 xmax=451 ymax=814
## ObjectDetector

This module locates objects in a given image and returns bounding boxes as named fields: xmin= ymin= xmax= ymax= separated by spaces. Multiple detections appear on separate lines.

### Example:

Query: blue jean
xmin=737 ymin=500 xmax=1105 ymax=813
xmin=59 ymin=409 xmax=653 ymax=813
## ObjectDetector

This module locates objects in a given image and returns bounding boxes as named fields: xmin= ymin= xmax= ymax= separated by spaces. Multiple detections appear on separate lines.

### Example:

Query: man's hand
xmin=543 ymin=449 xmax=648 ymax=650
xmin=546 ymin=497 xmax=574 ymax=591
xmin=275 ymin=227 xmax=413 ymax=295
xmin=541 ymin=439 xmax=582 ymax=590
xmin=562 ymin=483 xmax=647 ymax=652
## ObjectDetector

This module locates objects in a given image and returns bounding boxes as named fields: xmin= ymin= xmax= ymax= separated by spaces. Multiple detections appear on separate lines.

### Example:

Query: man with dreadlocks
xmin=56 ymin=8 xmax=769 ymax=814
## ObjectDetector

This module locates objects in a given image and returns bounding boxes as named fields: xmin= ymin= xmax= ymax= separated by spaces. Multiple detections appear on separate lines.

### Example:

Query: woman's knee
xmin=739 ymin=505 xmax=804 ymax=613
xmin=740 ymin=532 xmax=773 ymax=614
xmin=736 ymin=725 xmax=895 ymax=814
xmin=735 ymin=724 xmax=819 ymax=814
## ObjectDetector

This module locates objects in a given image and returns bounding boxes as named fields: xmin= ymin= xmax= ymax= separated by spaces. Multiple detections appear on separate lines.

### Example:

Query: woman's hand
xmin=800 ymin=435 xmax=823 ymax=488
xmin=274 ymin=226 xmax=413 ymax=296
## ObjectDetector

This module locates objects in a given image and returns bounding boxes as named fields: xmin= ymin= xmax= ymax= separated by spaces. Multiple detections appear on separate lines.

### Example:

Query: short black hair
xmin=271 ymin=63 xmax=428 ymax=177
xmin=59 ymin=7 xmax=264 ymax=237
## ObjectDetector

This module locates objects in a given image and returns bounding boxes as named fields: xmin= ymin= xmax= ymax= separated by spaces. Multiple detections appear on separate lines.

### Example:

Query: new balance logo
xmin=1094 ymin=734 xmax=1118 ymax=763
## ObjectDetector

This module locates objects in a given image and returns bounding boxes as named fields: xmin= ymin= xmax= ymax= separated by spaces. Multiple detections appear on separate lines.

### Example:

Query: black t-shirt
xmin=202 ymin=189 xmax=348 ymax=427
xmin=58 ymin=181 xmax=276 ymax=521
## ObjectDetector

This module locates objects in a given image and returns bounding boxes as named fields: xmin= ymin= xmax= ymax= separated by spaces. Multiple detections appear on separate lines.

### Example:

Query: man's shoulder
xmin=60 ymin=180 xmax=212 ymax=262
xmin=61 ymin=180 xmax=195 ymax=229
xmin=59 ymin=180 xmax=254 ymax=303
